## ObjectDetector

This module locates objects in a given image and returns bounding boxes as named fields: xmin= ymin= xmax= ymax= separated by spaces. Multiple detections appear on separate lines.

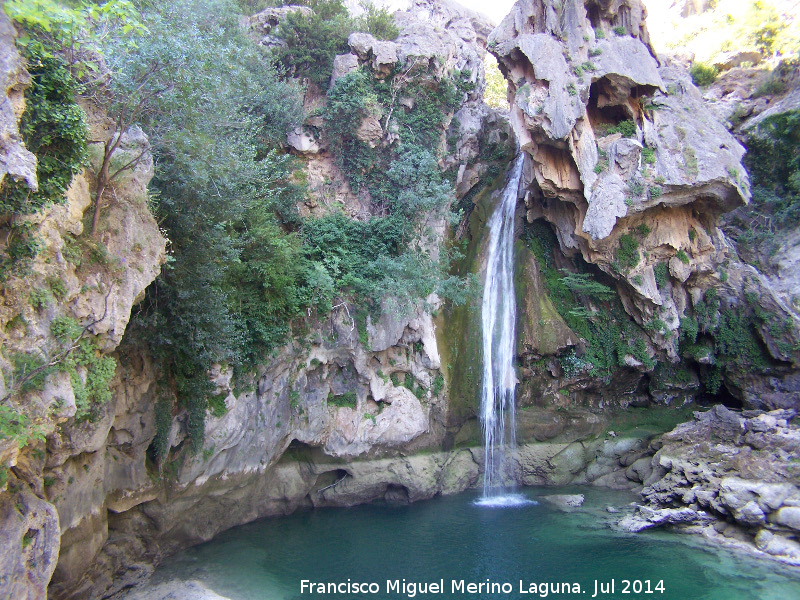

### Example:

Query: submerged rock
xmin=541 ymin=494 xmax=585 ymax=510
xmin=119 ymin=580 xmax=233 ymax=600
xmin=618 ymin=505 xmax=712 ymax=532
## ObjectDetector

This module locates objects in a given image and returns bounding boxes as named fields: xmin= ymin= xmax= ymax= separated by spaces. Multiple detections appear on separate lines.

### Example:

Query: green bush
xmin=653 ymin=262 xmax=668 ymax=288
xmin=0 ymin=43 xmax=87 ymax=218
xmin=679 ymin=316 xmax=699 ymax=344
xmin=48 ymin=276 xmax=68 ymax=300
xmin=628 ymin=181 xmax=644 ymax=196
xmin=560 ymin=272 xmax=615 ymax=300
xmin=61 ymin=337 xmax=117 ymax=420
xmin=50 ymin=316 xmax=81 ymax=341
xmin=613 ymin=25 xmax=626 ymax=36
xmin=738 ymin=109 xmax=800 ymax=243
xmin=328 ymin=390 xmax=357 ymax=408
xmin=616 ymin=233 xmax=640 ymax=271
xmin=615 ymin=119 xmax=636 ymax=137
xmin=598 ymin=119 xmax=636 ymax=138
xmin=0 ymin=405 xmax=30 ymax=444
xmin=28 ymin=288 xmax=52 ymax=310
xmin=207 ymin=392 xmax=228 ymax=418
xmin=689 ymin=62 xmax=718 ymax=87
xmin=272 ymin=1 xmax=354 ymax=88
xmin=642 ymin=147 xmax=655 ymax=164
xmin=432 ymin=372 xmax=444 ymax=396
xmin=676 ymin=249 xmax=690 ymax=264
xmin=356 ymin=0 xmax=398 ymax=40
xmin=149 ymin=396 xmax=173 ymax=463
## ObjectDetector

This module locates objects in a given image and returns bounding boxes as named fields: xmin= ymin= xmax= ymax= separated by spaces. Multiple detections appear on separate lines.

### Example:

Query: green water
xmin=147 ymin=487 xmax=800 ymax=600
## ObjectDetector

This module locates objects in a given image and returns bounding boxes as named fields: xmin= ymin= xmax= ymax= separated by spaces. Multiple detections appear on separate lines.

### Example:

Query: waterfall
xmin=480 ymin=152 xmax=524 ymax=497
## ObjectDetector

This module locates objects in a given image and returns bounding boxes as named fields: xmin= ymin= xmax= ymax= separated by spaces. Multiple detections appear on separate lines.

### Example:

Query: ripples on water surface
xmin=144 ymin=486 xmax=800 ymax=600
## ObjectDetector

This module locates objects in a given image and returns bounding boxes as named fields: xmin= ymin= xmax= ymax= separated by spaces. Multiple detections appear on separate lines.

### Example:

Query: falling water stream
xmin=478 ymin=152 xmax=525 ymax=502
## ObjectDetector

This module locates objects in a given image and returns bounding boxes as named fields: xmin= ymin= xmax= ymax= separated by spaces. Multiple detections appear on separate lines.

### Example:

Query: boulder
xmin=348 ymin=31 xmax=376 ymax=59
xmin=618 ymin=505 xmax=711 ymax=532
xmin=713 ymin=51 xmax=761 ymax=72
xmin=774 ymin=506 xmax=800 ymax=532
xmin=330 ymin=53 xmax=359 ymax=87
xmin=287 ymin=126 xmax=322 ymax=154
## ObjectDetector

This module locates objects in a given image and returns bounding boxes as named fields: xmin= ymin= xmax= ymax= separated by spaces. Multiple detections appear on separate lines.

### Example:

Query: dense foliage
xmin=0 ymin=36 xmax=88 ymax=280
xmin=112 ymin=0 xmax=309 ymax=452
xmin=523 ymin=221 xmax=655 ymax=378
xmin=689 ymin=62 xmax=718 ymax=87
xmin=483 ymin=54 xmax=508 ymax=109
xmin=1 ymin=0 xmax=471 ymax=458
xmin=318 ymin=64 xmax=474 ymax=316
xmin=271 ymin=0 xmax=397 ymax=88
xmin=727 ymin=109 xmax=800 ymax=257
xmin=0 ymin=42 xmax=87 ymax=217
xmin=527 ymin=211 xmax=778 ymax=395
xmin=125 ymin=0 xmax=469 ymax=454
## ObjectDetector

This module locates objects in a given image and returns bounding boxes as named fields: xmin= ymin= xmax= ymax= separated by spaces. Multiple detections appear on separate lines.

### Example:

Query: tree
xmin=745 ymin=0 xmax=783 ymax=55
xmin=3 ymin=0 xmax=149 ymax=235
xmin=272 ymin=1 xmax=354 ymax=88
xmin=124 ymin=0 xmax=305 ymax=452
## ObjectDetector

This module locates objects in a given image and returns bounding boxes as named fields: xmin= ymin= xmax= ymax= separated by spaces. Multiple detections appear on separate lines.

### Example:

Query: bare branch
xmin=331 ymin=302 xmax=356 ymax=332
xmin=0 ymin=286 xmax=115 ymax=405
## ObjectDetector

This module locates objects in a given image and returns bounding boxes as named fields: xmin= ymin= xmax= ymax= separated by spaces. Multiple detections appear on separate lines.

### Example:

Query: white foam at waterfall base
xmin=473 ymin=493 xmax=537 ymax=508
xmin=480 ymin=152 xmax=525 ymax=497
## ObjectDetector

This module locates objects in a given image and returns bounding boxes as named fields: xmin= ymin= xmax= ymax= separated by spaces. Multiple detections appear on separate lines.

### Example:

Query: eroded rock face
xmin=619 ymin=405 xmax=800 ymax=564
xmin=0 ymin=482 xmax=60 ymax=600
xmin=486 ymin=0 xmax=800 ymax=409
xmin=394 ymin=0 xmax=492 ymax=84
xmin=44 ymin=3 xmax=506 ymax=598
xmin=0 ymin=57 xmax=165 ymax=598
xmin=8 ymin=2 xmax=798 ymax=598
xmin=0 ymin=12 xmax=37 ymax=191
xmin=490 ymin=0 xmax=747 ymax=242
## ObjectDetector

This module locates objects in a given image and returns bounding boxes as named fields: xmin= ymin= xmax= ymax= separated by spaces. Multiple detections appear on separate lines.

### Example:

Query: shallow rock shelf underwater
xmin=137 ymin=487 xmax=800 ymax=599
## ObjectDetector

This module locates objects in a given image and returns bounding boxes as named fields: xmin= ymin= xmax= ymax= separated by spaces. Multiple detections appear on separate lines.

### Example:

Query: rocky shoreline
xmin=618 ymin=405 xmax=800 ymax=565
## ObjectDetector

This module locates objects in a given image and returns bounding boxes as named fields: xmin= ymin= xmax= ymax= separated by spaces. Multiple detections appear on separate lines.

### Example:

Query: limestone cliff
xmin=30 ymin=3 xmax=517 ymax=598
xmin=1 ymin=1 xmax=799 ymax=598
xmin=487 ymin=0 xmax=800 ymax=411
xmin=481 ymin=0 xmax=800 ymax=566
xmin=0 ymin=11 xmax=165 ymax=599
